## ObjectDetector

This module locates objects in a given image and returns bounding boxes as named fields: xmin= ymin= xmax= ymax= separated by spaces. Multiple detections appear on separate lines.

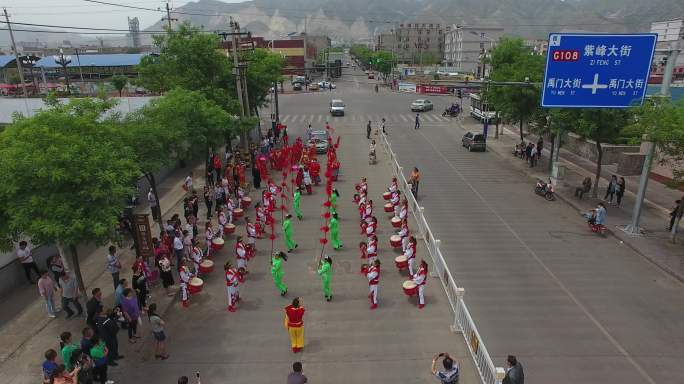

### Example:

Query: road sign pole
xmin=622 ymin=43 xmax=680 ymax=236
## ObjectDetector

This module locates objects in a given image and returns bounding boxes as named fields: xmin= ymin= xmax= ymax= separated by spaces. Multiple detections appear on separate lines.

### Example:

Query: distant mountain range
xmin=143 ymin=0 xmax=684 ymax=42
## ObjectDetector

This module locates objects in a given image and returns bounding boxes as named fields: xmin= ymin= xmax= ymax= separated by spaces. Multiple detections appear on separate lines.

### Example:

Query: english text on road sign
xmin=541 ymin=33 xmax=657 ymax=108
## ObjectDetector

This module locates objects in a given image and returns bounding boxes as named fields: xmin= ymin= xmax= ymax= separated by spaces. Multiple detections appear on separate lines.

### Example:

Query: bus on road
xmin=469 ymin=93 xmax=497 ymax=122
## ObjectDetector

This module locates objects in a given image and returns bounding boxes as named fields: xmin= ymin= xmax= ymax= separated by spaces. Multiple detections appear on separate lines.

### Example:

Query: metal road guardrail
xmin=379 ymin=132 xmax=505 ymax=384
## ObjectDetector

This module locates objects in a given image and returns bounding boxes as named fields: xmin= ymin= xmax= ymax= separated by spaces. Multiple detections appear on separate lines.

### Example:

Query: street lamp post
xmin=53 ymin=49 xmax=72 ymax=95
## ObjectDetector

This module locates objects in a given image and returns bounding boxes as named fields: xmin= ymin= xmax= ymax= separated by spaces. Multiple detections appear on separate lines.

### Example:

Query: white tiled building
xmin=443 ymin=26 xmax=504 ymax=75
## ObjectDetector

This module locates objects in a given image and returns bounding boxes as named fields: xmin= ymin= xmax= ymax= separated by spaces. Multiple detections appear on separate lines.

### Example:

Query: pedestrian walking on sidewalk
xmin=17 ymin=241 xmax=39 ymax=283
xmin=59 ymin=272 xmax=83 ymax=319
xmin=284 ymin=297 xmax=305 ymax=353
xmin=283 ymin=214 xmax=298 ymax=252
xmin=271 ymin=251 xmax=288 ymax=296
xmin=529 ymin=144 xmax=537 ymax=167
xmin=38 ymin=270 xmax=58 ymax=318
xmin=330 ymin=213 xmax=342 ymax=250
xmin=502 ymin=355 xmax=524 ymax=384
xmin=616 ymin=177 xmax=626 ymax=207
xmin=318 ymin=256 xmax=333 ymax=301
xmin=288 ymin=362 xmax=308 ymax=384
xmin=668 ymin=200 xmax=683 ymax=231
xmin=293 ymin=188 xmax=303 ymax=220
xmin=147 ymin=303 xmax=170 ymax=360
xmin=105 ymin=246 xmax=121 ymax=291
xmin=415 ymin=113 xmax=420 ymax=129
xmin=381 ymin=118 xmax=386 ymax=134
xmin=604 ymin=175 xmax=618 ymax=204
xmin=148 ymin=188 xmax=161 ymax=222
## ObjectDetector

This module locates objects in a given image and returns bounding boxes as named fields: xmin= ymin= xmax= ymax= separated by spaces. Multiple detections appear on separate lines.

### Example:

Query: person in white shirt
xmin=183 ymin=173 xmax=193 ymax=192
xmin=147 ymin=188 xmax=160 ymax=221
xmin=173 ymin=232 xmax=185 ymax=267
xmin=17 ymin=241 xmax=39 ymax=283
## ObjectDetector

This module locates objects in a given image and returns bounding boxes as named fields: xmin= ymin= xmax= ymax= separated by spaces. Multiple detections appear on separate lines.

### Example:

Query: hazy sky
xmin=2 ymin=0 xmax=245 ymax=31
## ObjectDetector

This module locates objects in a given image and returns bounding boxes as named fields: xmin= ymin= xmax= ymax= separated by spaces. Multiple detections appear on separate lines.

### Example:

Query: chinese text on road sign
xmin=541 ymin=33 xmax=657 ymax=108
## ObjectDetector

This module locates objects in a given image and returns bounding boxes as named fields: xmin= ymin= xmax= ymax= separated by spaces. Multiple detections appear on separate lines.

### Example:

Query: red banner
xmin=417 ymin=85 xmax=448 ymax=94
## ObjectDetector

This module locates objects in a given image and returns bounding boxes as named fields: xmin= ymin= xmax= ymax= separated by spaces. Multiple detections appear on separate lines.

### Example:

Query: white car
xmin=318 ymin=81 xmax=336 ymax=89
xmin=411 ymin=99 xmax=433 ymax=112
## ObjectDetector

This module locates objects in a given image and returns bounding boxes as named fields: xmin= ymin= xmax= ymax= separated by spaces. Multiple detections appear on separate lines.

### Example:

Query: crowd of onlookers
xmin=513 ymin=137 xmax=544 ymax=168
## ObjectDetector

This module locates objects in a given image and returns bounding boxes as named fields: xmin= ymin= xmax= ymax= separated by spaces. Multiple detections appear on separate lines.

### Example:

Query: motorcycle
xmin=369 ymin=150 xmax=377 ymax=165
xmin=442 ymin=105 xmax=460 ymax=117
xmin=582 ymin=211 xmax=607 ymax=235
xmin=534 ymin=179 xmax=555 ymax=201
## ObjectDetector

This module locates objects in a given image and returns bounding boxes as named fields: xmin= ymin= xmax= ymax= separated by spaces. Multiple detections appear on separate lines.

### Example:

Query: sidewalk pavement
xmin=462 ymin=118 xmax=684 ymax=282
xmin=0 ymin=161 xmax=203 ymax=384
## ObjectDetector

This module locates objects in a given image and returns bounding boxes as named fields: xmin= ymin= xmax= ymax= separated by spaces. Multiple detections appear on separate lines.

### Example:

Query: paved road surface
xmin=273 ymin=64 xmax=684 ymax=384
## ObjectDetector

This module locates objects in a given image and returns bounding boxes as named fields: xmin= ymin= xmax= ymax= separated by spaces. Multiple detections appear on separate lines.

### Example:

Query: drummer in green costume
xmin=318 ymin=255 xmax=333 ymax=301
xmin=329 ymin=188 xmax=339 ymax=215
xmin=330 ymin=212 xmax=342 ymax=250
xmin=271 ymin=251 xmax=288 ymax=296
xmin=293 ymin=188 xmax=303 ymax=220
xmin=283 ymin=214 xmax=298 ymax=252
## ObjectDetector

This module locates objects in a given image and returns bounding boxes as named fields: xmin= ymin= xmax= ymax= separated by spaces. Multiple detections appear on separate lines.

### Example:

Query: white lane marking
xmin=281 ymin=115 xmax=290 ymax=123
xmin=412 ymin=129 xmax=658 ymax=384
xmin=399 ymin=114 xmax=409 ymax=122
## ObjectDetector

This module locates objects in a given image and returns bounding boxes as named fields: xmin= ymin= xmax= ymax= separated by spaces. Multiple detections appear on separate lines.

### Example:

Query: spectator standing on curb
xmin=17 ymin=241 xmax=40 ymax=283
xmin=42 ymin=349 xmax=59 ymax=383
xmin=86 ymin=288 xmax=103 ymax=329
xmin=121 ymin=288 xmax=141 ymax=343
xmin=536 ymin=137 xmax=543 ymax=160
xmin=48 ymin=255 xmax=65 ymax=288
xmin=287 ymin=361 xmax=308 ymax=384
xmin=204 ymin=185 xmax=213 ymax=220
xmin=114 ymin=279 xmax=127 ymax=307
xmin=148 ymin=303 xmax=170 ymax=360
xmin=604 ymin=175 xmax=618 ymax=204
xmin=59 ymin=331 xmax=79 ymax=373
xmin=431 ymin=352 xmax=459 ymax=384
xmin=502 ymin=355 xmax=524 ymax=384
xmin=59 ymin=272 xmax=84 ymax=319
xmin=366 ymin=120 xmax=372 ymax=139
xmin=97 ymin=308 xmax=123 ymax=364
xmin=105 ymin=246 xmax=122 ymax=291
xmin=49 ymin=364 xmax=81 ymax=384
xmin=38 ymin=270 xmax=58 ymax=318
xmin=89 ymin=334 xmax=112 ymax=384
xmin=616 ymin=177 xmax=626 ymax=207
xmin=81 ymin=327 xmax=95 ymax=356
xmin=148 ymin=188 xmax=160 ymax=222
xmin=529 ymin=144 xmax=537 ymax=167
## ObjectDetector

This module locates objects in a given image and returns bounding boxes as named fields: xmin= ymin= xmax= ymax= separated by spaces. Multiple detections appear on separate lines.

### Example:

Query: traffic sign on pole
xmin=541 ymin=33 xmax=657 ymax=108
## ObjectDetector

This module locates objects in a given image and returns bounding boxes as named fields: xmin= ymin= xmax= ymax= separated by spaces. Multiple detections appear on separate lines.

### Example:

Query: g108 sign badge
xmin=541 ymin=33 xmax=657 ymax=108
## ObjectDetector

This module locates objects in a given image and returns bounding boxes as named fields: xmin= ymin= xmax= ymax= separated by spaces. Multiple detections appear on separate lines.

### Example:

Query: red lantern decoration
xmin=323 ymin=201 xmax=331 ymax=207
xmin=319 ymin=238 xmax=328 ymax=245
xmin=320 ymin=226 xmax=330 ymax=233
xmin=323 ymin=212 xmax=331 ymax=219
xmin=269 ymin=234 xmax=276 ymax=240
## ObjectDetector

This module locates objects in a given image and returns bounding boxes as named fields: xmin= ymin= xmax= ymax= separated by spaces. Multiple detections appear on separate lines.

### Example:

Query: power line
xmin=0 ymin=27 xmax=163 ymax=35
xmin=0 ymin=20 xmax=165 ymax=32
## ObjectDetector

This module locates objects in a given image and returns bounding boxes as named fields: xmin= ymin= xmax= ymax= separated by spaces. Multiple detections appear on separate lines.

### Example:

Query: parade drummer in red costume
xmin=310 ymin=158 xmax=321 ymax=185
xmin=235 ymin=236 xmax=248 ymax=272
xmin=255 ymin=203 xmax=267 ymax=234
xmin=413 ymin=259 xmax=428 ymax=309
xmin=405 ymin=236 xmax=417 ymax=275
xmin=388 ymin=177 xmax=398 ymax=193
xmin=359 ymin=177 xmax=368 ymax=194
xmin=179 ymin=260 xmax=194 ymax=308
xmin=367 ymin=259 xmax=381 ymax=310
xmin=204 ymin=222 xmax=215 ymax=257
xmin=367 ymin=235 xmax=378 ymax=264
xmin=245 ymin=217 xmax=257 ymax=249
xmin=391 ymin=190 xmax=401 ymax=219
xmin=365 ymin=216 xmax=377 ymax=239
xmin=399 ymin=199 xmax=408 ymax=221
xmin=399 ymin=218 xmax=410 ymax=251
xmin=218 ymin=207 xmax=228 ymax=239
xmin=191 ymin=242 xmax=203 ymax=277
xmin=364 ymin=200 xmax=374 ymax=223
xmin=225 ymin=261 xmax=240 ymax=312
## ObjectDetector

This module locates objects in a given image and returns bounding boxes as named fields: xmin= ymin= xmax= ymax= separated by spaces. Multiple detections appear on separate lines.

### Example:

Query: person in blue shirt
xmin=114 ymin=279 xmax=127 ymax=307
xmin=42 ymin=349 xmax=58 ymax=383
xmin=594 ymin=202 xmax=607 ymax=225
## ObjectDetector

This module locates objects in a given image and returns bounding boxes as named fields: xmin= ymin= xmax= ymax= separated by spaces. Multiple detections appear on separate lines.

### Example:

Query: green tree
xmin=572 ymin=109 xmax=631 ymax=197
xmin=244 ymin=49 xmax=285 ymax=116
xmin=372 ymin=51 xmax=396 ymax=79
xmin=487 ymin=38 xmax=545 ymax=142
xmin=136 ymin=23 xmax=239 ymax=113
xmin=0 ymin=98 xmax=139 ymax=295
xmin=110 ymin=75 xmax=128 ymax=97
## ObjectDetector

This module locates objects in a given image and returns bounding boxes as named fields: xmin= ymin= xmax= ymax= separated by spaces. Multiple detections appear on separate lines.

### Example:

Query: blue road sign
xmin=541 ymin=33 xmax=657 ymax=108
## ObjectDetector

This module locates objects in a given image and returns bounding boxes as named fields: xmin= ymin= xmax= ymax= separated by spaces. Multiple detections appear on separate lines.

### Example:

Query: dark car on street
xmin=462 ymin=132 xmax=486 ymax=152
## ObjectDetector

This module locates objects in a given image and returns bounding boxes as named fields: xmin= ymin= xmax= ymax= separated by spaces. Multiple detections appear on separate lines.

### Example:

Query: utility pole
xmin=162 ymin=1 xmax=177 ymax=32
xmin=74 ymin=48 xmax=86 ymax=94
xmin=229 ymin=17 xmax=248 ymax=153
xmin=3 ymin=8 xmax=27 ymax=99
xmin=623 ymin=41 xmax=681 ymax=236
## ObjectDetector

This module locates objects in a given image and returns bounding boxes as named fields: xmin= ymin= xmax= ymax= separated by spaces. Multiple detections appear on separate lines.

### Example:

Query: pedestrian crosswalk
xmin=276 ymin=113 xmax=455 ymax=125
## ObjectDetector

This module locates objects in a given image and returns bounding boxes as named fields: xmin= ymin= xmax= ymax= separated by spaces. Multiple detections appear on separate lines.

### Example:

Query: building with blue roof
xmin=34 ymin=53 xmax=149 ymax=69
